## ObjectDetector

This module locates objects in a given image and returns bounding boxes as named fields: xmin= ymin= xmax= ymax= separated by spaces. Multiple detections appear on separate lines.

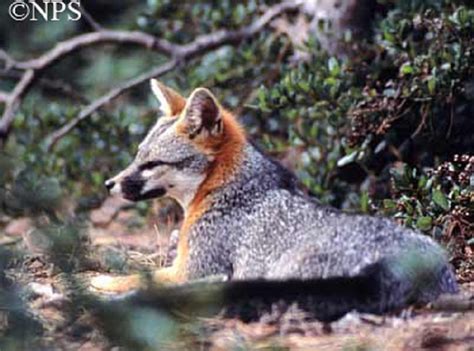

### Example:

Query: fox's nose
xmin=105 ymin=179 xmax=115 ymax=191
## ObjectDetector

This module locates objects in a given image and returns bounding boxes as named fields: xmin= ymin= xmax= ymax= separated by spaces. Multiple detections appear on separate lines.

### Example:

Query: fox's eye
xmin=139 ymin=160 xmax=165 ymax=171
xmin=138 ymin=156 xmax=195 ymax=172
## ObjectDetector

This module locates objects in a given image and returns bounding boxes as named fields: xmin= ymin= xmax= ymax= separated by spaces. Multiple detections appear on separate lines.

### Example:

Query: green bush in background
xmin=0 ymin=0 xmax=472 ymax=258
xmin=0 ymin=0 xmax=472 ymax=347
xmin=255 ymin=3 xmax=473 ymax=252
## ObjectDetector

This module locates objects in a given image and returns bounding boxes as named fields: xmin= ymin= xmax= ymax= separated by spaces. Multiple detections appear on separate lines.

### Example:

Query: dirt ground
xmin=2 ymin=197 xmax=473 ymax=350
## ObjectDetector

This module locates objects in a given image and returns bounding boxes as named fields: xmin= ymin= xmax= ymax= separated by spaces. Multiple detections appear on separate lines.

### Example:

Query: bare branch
xmin=80 ymin=6 xmax=104 ymax=32
xmin=0 ymin=70 xmax=34 ymax=139
xmin=0 ymin=31 xmax=177 ymax=140
xmin=0 ymin=0 xmax=301 ymax=145
xmin=12 ymin=30 xmax=177 ymax=71
xmin=45 ymin=60 xmax=177 ymax=150
xmin=0 ymin=91 xmax=10 ymax=103
xmin=0 ymin=70 xmax=89 ymax=103
xmin=0 ymin=49 xmax=15 ymax=70
xmin=11 ymin=0 xmax=299 ymax=71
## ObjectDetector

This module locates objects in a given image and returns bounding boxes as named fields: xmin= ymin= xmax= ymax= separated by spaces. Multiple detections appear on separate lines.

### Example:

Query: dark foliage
xmin=0 ymin=0 xmax=472 ymax=349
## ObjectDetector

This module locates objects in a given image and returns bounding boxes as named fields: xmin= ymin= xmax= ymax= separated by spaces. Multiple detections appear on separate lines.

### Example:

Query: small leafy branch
xmin=382 ymin=154 xmax=473 ymax=281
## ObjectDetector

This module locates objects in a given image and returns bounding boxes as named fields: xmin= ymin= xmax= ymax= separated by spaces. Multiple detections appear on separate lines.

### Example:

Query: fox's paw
xmin=90 ymin=274 xmax=140 ymax=294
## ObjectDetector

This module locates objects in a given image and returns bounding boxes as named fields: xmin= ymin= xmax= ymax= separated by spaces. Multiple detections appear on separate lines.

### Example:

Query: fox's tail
xmin=102 ymin=255 xmax=458 ymax=322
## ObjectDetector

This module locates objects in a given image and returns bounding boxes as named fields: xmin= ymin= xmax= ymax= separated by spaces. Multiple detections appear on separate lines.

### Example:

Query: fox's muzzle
xmin=104 ymin=179 xmax=115 ymax=191
xmin=105 ymin=173 xmax=167 ymax=202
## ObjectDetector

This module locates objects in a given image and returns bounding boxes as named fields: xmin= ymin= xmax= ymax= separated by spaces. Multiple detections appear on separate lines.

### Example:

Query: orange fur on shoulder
xmin=169 ymin=110 xmax=246 ymax=281
xmin=191 ymin=109 xmax=246 ymax=205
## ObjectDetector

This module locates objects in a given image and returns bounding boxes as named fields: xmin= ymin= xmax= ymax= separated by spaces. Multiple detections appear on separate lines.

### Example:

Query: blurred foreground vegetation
xmin=0 ymin=0 xmax=473 ymax=349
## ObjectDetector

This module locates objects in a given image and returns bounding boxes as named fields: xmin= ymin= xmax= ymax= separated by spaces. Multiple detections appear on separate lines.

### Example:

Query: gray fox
xmin=91 ymin=80 xmax=458 ymax=321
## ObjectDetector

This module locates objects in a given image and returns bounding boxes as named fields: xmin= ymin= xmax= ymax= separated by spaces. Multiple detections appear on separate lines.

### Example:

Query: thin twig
xmin=0 ymin=91 xmax=10 ymax=103
xmin=411 ymin=104 xmax=428 ymax=139
xmin=0 ymin=49 xmax=14 ymax=70
xmin=11 ymin=30 xmax=178 ymax=70
xmin=0 ymin=70 xmax=34 ymax=139
xmin=0 ymin=70 xmax=89 ymax=103
xmin=80 ymin=6 xmax=104 ymax=32
xmin=45 ymin=60 xmax=177 ymax=150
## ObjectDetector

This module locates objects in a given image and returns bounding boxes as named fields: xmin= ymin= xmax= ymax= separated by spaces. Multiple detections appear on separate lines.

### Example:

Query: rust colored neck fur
xmin=188 ymin=110 xmax=246 ymax=214
xmin=173 ymin=111 xmax=245 ymax=280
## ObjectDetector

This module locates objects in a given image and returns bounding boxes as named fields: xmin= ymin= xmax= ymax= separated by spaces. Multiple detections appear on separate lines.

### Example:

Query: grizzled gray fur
xmin=102 ymin=82 xmax=458 ymax=320
xmin=186 ymin=144 xmax=457 ymax=299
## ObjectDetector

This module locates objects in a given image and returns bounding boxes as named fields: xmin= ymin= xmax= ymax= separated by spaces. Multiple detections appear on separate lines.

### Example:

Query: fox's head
xmin=105 ymin=80 xmax=245 ymax=209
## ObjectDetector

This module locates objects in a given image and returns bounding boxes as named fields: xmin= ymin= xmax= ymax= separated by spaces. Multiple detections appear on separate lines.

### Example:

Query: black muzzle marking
xmin=121 ymin=175 xmax=145 ymax=201
xmin=120 ymin=173 xmax=167 ymax=202
xmin=141 ymin=187 xmax=167 ymax=200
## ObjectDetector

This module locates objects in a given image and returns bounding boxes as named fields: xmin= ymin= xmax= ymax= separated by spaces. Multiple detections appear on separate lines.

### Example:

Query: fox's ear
xmin=150 ymin=79 xmax=186 ymax=116
xmin=181 ymin=88 xmax=223 ymax=139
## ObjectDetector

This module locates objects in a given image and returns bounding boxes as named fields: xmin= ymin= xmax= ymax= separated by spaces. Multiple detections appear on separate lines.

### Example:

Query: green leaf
xmin=383 ymin=199 xmax=397 ymax=210
xmin=400 ymin=62 xmax=414 ymax=75
xmin=324 ymin=77 xmax=338 ymax=87
xmin=384 ymin=31 xmax=395 ymax=43
xmin=416 ymin=216 xmax=433 ymax=231
xmin=403 ymin=200 xmax=414 ymax=215
xmin=298 ymin=80 xmax=310 ymax=92
xmin=337 ymin=151 xmax=358 ymax=167
xmin=360 ymin=192 xmax=370 ymax=213
xmin=328 ymin=57 xmax=340 ymax=76
xmin=432 ymin=188 xmax=450 ymax=210
xmin=417 ymin=176 xmax=427 ymax=189
xmin=427 ymin=76 xmax=436 ymax=94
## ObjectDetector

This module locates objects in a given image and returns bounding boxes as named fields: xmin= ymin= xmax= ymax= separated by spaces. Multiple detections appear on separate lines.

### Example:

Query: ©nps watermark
xmin=8 ymin=0 xmax=82 ymax=22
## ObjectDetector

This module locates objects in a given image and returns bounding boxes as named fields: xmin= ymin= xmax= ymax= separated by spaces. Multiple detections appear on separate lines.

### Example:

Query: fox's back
xmin=187 ymin=143 xmax=457 ymax=301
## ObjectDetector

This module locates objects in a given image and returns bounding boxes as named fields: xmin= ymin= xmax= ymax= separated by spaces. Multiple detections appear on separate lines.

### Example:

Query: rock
xmin=90 ymin=196 xmax=131 ymax=227
xmin=4 ymin=217 xmax=32 ymax=236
